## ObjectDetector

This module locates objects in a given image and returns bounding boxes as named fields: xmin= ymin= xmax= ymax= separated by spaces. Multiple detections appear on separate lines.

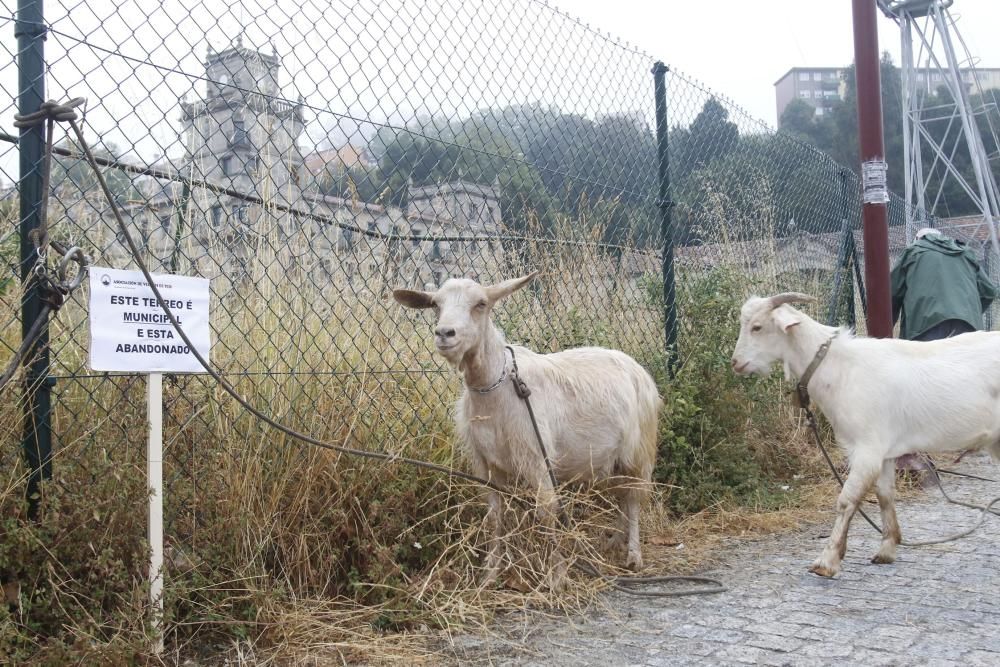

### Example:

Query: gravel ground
xmin=444 ymin=453 xmax=1000 ymax=666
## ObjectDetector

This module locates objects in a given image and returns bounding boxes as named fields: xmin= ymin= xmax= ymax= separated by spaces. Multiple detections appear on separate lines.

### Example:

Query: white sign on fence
xmin=89 ymin=267 xmax=211 ymax=373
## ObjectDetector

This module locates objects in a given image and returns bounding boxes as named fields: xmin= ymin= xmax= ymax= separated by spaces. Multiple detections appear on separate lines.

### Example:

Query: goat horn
xmin=769 ymin=292 xmax=816 ymax=309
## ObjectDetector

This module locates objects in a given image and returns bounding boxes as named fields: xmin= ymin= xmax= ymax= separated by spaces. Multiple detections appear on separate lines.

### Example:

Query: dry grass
xmin=0 ymin=187 xmax=845 ymax=664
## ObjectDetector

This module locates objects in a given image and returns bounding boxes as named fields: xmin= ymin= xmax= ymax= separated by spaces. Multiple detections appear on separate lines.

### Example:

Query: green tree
xmin=779 ymin=98 xmax=834 ymax=149
xmin=371 ymin=105 xmax=657 ymax=245
xmin=686 ymin=97 xmax=740 ymax=167
xmin=49 ymin=138 xmax=138 ymax=203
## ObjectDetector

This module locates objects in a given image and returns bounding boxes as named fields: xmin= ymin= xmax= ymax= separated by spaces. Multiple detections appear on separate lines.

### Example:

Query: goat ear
xmin=392 ymin=289 xmax=436 ymax=309
xmin=485 ymin=271 xmax=539 ymax=303
xmin=772 ymin=307 xmax=802 ymax=332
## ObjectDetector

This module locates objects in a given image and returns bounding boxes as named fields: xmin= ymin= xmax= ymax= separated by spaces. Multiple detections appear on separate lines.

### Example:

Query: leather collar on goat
xmin=795 ymin=332 xmax=839 ymax=409
xmin=467 ymin=346 xmax=511 ymax=394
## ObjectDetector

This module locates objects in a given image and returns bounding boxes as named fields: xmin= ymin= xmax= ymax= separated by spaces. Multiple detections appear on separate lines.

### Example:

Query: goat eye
xmin=475 ymin=300 xmax=487 ymax=310
xmin=751 ymin=324 xmax=762 ymax=333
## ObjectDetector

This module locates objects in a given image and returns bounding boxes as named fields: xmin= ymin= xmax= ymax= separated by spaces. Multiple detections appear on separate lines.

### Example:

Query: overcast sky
xmin=561 ymin=0 xmax=1000 ymax=126
xmin=2 ymin=0 xmax=999 ymax=188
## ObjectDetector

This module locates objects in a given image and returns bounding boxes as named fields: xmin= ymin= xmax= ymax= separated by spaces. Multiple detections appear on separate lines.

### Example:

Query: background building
xmin=775 ymin=65 xmax=1000 ymax=125
xmin=774 ymin=67 xmax=845 ymax=122
xmin=69 ymin=39 xmax=503 ymax=292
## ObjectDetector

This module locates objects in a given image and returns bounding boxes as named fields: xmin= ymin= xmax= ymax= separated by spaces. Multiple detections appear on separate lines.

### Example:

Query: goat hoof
xmin=871 ymin=553 xmax=896 ymax=565
xmin=809 ymin=561 xmax=839 ymax=578
xmin=625 ymin=554 xmax=643 ymax=572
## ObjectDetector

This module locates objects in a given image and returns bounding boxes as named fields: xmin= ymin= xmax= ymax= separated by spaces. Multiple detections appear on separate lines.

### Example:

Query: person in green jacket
xmin=890 ymin=226 xmax=998 ymax=473
xmin=890 ymin=227 xmax=998 ymax=342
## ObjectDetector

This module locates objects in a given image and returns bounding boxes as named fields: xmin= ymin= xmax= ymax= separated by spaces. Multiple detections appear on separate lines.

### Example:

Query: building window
xmin=813 ymin=72 xmax=822 ymax=81
xmin=798 ymin=91 xmax=810 ymax=98
xmin=222 ymin=155 xmax=234 ymax=176
xmin=815 ymin=107 xmax=824 ymax=116
xmin=431 ymin=240 xmax=442 ymax=260
xmin=798 ymin=72 xmax=810 ymax=81
xmin=232 ymin=119 xmax=248 ymax=147
xmin=232 ymin=205 xmax=249 ymax=224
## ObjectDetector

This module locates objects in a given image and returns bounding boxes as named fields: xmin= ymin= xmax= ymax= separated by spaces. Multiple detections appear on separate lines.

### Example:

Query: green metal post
xmin=16 ymin=0 xmax=51 ymax=518
xmin=652 ymin=61 xmax=678 ymax=375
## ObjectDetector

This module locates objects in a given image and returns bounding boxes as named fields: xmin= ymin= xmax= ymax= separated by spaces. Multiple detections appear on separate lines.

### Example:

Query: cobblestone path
xmin=449 ymin=454 xmax=1000 ymax=666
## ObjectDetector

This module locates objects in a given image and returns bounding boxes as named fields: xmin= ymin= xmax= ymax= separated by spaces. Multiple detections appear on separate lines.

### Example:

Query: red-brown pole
xmin=852 ymin=0 xmax=893 ymax=338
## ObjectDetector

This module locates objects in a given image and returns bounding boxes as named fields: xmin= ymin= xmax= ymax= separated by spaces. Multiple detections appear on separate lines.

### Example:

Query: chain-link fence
xmin=2 ymin=0 xmax=991 ymax=650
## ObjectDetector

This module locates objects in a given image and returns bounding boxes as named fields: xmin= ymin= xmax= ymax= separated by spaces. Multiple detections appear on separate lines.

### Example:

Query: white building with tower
xmin=71 ymin=37 xmax=503 ymax=291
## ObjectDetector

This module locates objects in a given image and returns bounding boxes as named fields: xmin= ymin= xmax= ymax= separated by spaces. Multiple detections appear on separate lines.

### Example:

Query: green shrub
xmin=651 ymin=268 xmax=804 ymax=513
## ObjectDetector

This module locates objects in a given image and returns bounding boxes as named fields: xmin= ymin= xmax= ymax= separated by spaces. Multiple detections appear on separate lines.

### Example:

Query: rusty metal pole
xmin=852 ymin=0 xmax=893 ymax=338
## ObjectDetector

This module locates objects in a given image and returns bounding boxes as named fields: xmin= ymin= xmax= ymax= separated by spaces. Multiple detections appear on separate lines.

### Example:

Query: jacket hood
xmin=913 ymin=234 xmax=965 ymax=256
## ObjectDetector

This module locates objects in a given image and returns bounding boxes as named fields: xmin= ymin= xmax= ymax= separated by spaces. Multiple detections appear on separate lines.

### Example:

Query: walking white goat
xmin=393 ymin=272 xmax=660 ymax=581
xmin=731 ymin=293 xmax=1000 ymax=577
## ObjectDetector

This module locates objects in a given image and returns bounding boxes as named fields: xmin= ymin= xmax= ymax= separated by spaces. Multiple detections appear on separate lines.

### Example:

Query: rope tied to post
xmin=14 ymin=98 xmax=86 ymax=258
xmin=1 ymin=99 xmax=90 ymax=392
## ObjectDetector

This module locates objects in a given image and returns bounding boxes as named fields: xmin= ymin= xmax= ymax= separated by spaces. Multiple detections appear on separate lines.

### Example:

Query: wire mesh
xmin=0 ymin=0 xmax=669 ymax=573
xmin=1 ymin=0 xmax=993 ymax=642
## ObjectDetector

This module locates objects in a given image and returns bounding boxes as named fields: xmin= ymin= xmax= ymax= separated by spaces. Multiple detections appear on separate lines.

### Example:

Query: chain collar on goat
xmin=467 ymin=346 xmax=512 ymax=394
xmin=793 ymin=331 xmax=839 ymax=409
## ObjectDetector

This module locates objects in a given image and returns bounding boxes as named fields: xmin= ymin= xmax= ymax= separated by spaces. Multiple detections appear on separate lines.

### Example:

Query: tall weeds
xmin=0 ymin=190 xmax=830 ymax=663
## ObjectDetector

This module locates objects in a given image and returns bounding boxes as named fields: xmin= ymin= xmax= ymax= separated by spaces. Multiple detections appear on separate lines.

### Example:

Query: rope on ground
xmin=54 ymin=98 xmax=723 ymax=597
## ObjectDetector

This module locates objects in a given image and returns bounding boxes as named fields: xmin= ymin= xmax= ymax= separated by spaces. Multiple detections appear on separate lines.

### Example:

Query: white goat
xmin=393 ymin=272 xmax=660 ymax=581
xmin=731 ymin=293 xmax=1000 ymax=577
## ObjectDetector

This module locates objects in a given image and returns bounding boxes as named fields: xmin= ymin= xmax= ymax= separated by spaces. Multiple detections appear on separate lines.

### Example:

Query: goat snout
xmin=731 ymin=358 xmax=749 ymax=374
xmin=435 ymin=326 xmax=457 ymax=339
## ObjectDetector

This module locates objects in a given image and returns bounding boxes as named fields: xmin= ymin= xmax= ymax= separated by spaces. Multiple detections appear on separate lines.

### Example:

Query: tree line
xmin=45 ymin=53 xmax=996 ymax=250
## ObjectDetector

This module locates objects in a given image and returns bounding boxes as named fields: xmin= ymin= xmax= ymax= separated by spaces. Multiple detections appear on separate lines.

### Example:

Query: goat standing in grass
xmin=393 ymin=272 xmax=660 ymax=585
xmin=731 ymin=293 xmax=1000 ymax=577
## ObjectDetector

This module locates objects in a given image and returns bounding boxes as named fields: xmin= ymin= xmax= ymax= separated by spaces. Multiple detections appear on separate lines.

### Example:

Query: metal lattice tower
xmin=881 ymin=0 xmax=1000 ymax=259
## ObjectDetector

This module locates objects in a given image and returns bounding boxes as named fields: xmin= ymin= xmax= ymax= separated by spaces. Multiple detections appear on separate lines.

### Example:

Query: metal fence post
xmin=652 ymin=61 xmax=678 ymax=376
xmin=828 ymin=168 xmax=860 ymax=329
xmin=16 ymin=0 xmax=52 ymax=518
